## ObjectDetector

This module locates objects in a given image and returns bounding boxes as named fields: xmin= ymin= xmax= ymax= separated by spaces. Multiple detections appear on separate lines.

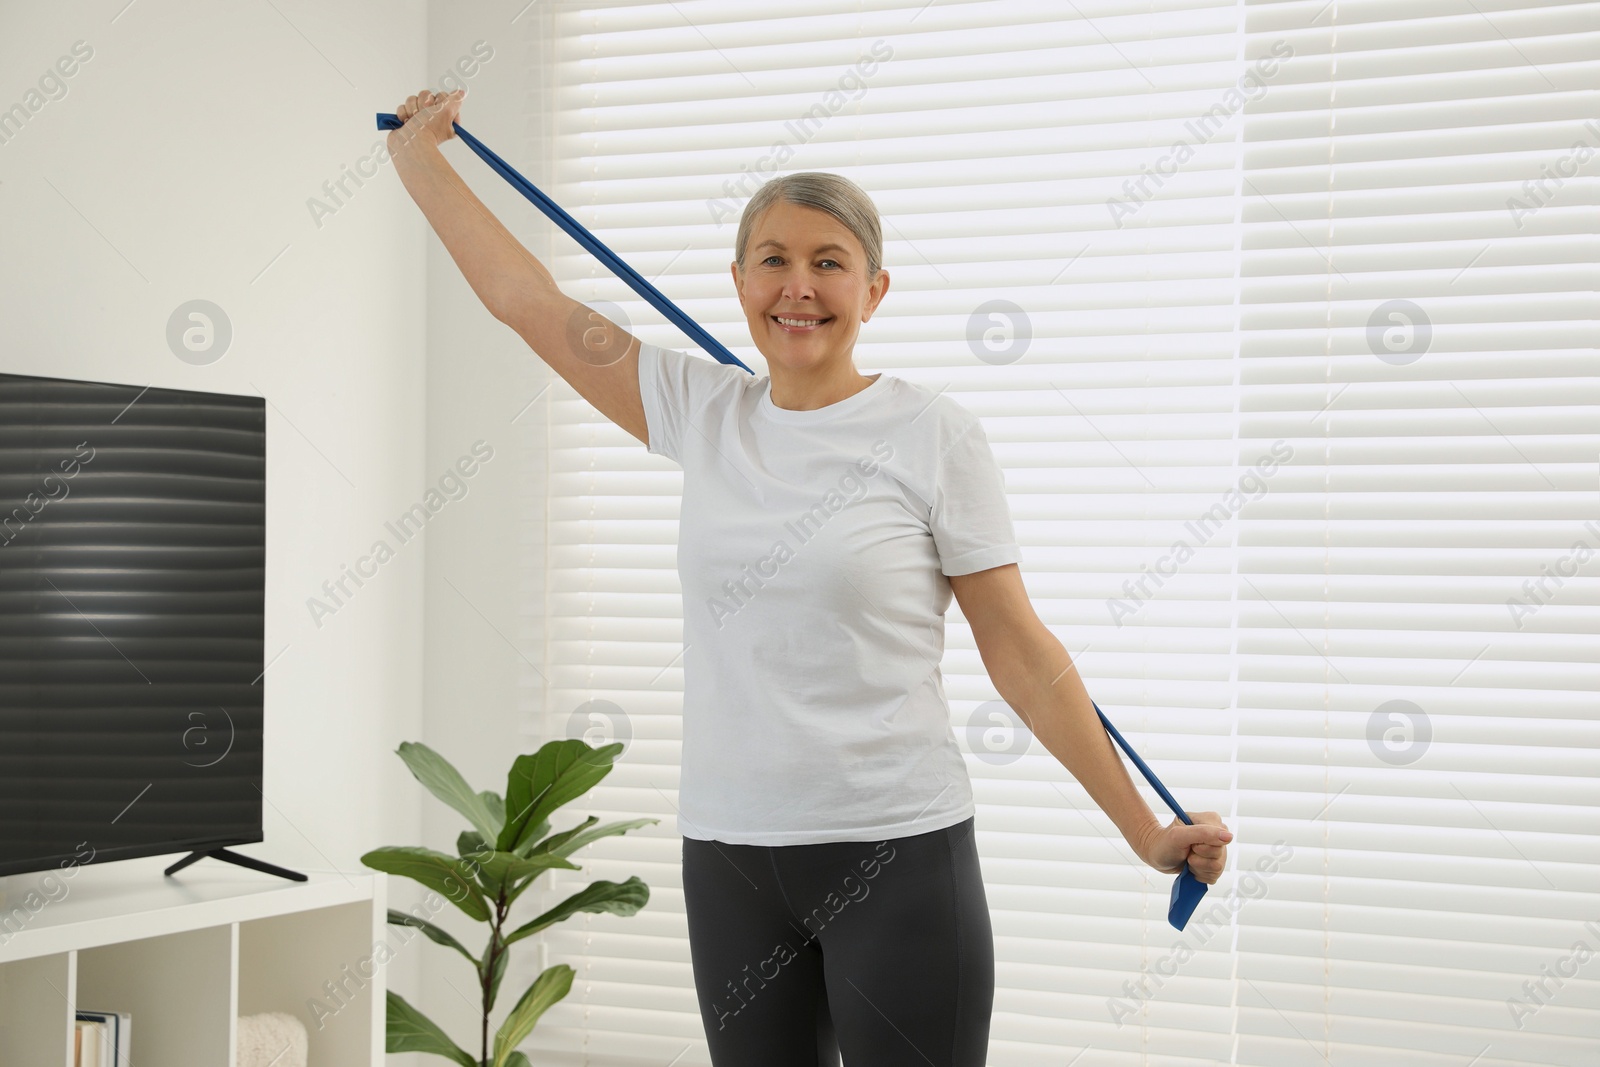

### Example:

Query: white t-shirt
xmin=638 ymin=342 xmax=1023 ymax=845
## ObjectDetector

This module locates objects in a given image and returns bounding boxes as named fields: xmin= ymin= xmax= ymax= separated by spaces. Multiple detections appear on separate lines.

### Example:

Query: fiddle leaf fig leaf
xmin=482 ymin=941 xmax=510 ymax=1013
xmin=525 ymin=815 xmax=598 ymax=857
xmin=503 ymin=877 xmax=650 ymax=946
xmin=528 ymin=818 xmax=658 ymax=860
xmin=385 ymin=990 xmax=475 ymax=1066
xmin=492 ymin=965 xmax=574 ymax=1067
xmin=395 ymin=741 xmax=500 ymax=844
xmin=499 ymin=739 xmax=623 ymax=852
xmin=360 ymin=846 xmax=490 ymax=922
xmin=478 ymin=789 xmax=505 ymax=837
xmin=512 ymin=820 xmax=551 ymax=857
xmin=377 ymin=738 xmax=651 ymax=1063
xmin=464 ymin=849 xmax=580 ymax=904
xmin=386 ymin=908 xmax=475 ymax=965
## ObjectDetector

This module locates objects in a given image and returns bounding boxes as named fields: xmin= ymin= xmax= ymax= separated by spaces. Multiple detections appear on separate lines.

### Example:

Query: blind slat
xmin=511 ymin=2 xmax=1600 ymax=1064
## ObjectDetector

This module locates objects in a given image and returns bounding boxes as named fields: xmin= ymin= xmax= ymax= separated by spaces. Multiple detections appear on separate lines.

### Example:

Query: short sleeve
xmin=637 ymin=342 xmax=685 ymax=461
xmin=637 ymin=342 xmax=744 ymax=463
xmin=929 ymin=411 xmax=1024 ymax=576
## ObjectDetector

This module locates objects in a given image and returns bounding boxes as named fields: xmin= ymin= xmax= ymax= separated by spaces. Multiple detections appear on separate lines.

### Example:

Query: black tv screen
xmin=0 ymin=372 xmax=265 ymax=878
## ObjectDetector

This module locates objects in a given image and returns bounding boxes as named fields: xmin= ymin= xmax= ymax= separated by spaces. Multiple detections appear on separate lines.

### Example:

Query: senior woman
xmin=388 ymin=89 xmax=1232 ymax=1067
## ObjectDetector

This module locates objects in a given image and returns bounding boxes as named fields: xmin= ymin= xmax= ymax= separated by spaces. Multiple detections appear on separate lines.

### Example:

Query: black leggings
xmin=681 ymin=815 xmax=993 ymax=1066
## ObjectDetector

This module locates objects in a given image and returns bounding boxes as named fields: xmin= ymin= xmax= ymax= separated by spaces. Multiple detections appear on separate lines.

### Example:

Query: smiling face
xmin=731 ymin=200 xmax=889 ymax=375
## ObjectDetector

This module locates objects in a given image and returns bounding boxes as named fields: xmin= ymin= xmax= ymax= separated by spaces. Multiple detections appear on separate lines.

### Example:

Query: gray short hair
xmin=734 ymin=172 xmax=884 ymax=280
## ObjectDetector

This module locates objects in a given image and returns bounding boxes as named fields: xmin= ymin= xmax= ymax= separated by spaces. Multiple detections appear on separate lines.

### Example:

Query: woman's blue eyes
xmin=762 ymin=256 xmax=840 ymax=269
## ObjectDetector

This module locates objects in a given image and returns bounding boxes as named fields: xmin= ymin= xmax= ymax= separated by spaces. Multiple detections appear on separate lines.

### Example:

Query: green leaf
xmin=464 ymin=849 xmax=580 ymax=904
xmin=478 ymin=790 xmax=506 ymax=837
xmin=528 ymin=818 xmax=658 ymax=861
xmin=361 ymin=846 xmax=491 ymax=922
xmin=396 ymin=741 xmax=501 ymax=844
xmin=498 ymin=739 xmax=623 ymax=852
xmin=457 ymin=830 xmax=488 ymax=857
xmin=385 ymin=989 xmax=475 ymax=1066
xmin=503 ymin=1054 xmax=532 ymax=1067
xmin=503 ymin=877 xmax=651 ymax=946
xmin=511 ymin=820 xmax=551 ymax=857
xmin=492 ymin=965 xmax=574 ymax=1067
xmin=523 ymin=815 xmax=597 ymax=856
xmin=386 ymin=907 xmax=476 ymax=965
xmin=481 ymin=940 xmax=510 ymax=1013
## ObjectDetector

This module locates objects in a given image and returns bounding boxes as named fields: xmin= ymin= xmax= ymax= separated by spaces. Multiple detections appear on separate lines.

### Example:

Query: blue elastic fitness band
xmin=1092 ymin=701 xmax=1209 ymax=930
xmin=377 ymin=108 xmax=1209 ymax=930
xmin=376 ymin=111 xmax=754 ymax=374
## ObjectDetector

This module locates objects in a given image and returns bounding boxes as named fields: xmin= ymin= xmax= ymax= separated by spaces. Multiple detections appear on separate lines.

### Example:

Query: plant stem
xmin=482 ymin=890 xmax=509 ymax=1067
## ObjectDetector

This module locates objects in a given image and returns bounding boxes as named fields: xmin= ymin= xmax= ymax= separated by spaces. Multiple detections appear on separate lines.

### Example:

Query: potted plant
xmin=362 ymin=738 xmax=656 ymax=1067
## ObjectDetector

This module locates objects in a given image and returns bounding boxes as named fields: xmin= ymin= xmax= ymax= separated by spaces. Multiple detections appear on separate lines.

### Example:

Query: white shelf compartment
xmin=0 ymin=854 xmax=386 ymax=1067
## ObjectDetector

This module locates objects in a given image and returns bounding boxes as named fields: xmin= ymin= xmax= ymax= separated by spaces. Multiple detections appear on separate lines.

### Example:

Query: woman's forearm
xmin=387 ymin=128 xmax=558 ymax=319
xmin=991 ymin=628 xmax=1166 ymax=863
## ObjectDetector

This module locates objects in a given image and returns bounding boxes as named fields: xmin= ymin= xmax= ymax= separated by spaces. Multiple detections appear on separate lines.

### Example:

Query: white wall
xmin=0 ymin=0 xmax=571 ymax=1056
xmin=0 ymin=0 xmax=439 ymax=1060
xmin=411 ymin=0 xmax=565 ymax=1054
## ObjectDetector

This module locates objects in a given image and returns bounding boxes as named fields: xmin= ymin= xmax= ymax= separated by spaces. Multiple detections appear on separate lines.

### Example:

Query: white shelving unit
xmin=0 ymin=854 xmax=386 ymax=1066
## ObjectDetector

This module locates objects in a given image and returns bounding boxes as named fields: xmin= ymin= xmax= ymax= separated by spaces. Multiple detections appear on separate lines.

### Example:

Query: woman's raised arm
xmin=387 ymin=89 xmax=648 ymax=445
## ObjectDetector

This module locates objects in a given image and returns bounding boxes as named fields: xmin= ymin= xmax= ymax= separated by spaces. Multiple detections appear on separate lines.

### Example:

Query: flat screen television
xmin=0 ymin=371 xmax=267 ymax=879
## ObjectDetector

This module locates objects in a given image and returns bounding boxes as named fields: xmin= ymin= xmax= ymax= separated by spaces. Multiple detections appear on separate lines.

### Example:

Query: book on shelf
xmin=74 ymin=1010 xmax=131 ymax=1067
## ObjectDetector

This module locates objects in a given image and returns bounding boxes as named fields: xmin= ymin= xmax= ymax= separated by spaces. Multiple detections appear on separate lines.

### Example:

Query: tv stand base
xmin=163 ymin=847 xmax=307 ymax=882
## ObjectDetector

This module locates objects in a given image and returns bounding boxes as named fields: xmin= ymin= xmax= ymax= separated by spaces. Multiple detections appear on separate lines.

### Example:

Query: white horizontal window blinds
xmin=526 ymin=2 xmax=1252 ymax=1063
xmin=517 ymin=2 xmax=1597 ymax=1066
xmin=1237 ymin=3 xmax=1600 ymax=1067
